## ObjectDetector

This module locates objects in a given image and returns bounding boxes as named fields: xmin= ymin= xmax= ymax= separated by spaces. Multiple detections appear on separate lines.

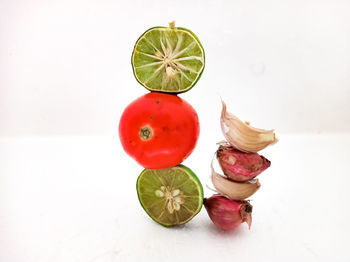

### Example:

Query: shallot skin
xmin=204 ymin=194 xmax=252 ymax=230
xmin=217 ymin=145 xmax=270 ymax=182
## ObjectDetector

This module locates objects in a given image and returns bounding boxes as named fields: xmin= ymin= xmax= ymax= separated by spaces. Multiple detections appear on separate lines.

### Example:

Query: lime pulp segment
xmin=136 ymin=165 xmax=203 ymax=227
xmin=132 ymin=26 xmax=205 ymax=93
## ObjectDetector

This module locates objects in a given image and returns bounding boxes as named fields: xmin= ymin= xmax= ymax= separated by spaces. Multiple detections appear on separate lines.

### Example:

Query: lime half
xmin=136 ymin=164 xmax=203 ymax=227
xmin=132 ymin=22 xmax=205 ymax=93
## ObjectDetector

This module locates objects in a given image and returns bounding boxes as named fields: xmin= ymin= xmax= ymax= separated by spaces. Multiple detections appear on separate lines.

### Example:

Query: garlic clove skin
xmin=204 ymin=194 xmax=253 ymax=230
xmin=217 ymin=144 xmax=271 ymax=182
xmin=211 ymin=160 xmax=261 ymax=200
xmin=220 ymin=100 xmax=278 ymax=153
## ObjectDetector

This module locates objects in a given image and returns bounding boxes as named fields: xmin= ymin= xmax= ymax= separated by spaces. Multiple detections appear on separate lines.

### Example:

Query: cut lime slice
xmin=131 ymin=22 xmax=205 ymax=93
xmin=136 ymin=164 xmax=203 ymax=227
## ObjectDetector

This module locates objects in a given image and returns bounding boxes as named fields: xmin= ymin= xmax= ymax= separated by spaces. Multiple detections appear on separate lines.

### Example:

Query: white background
xmin=1 ymin=0 xmax=350 ymax=135
xmin=1 ymin=0 xmax=350 ymax=261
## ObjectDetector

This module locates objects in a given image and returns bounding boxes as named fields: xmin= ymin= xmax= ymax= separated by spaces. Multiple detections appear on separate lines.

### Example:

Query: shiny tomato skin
xmin=119 ymin=93 xmax=200 ymax=169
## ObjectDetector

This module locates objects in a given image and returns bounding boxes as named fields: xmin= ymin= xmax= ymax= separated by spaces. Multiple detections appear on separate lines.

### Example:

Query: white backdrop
xmin=2 ymin=1 xmax=350 ymax=262
xmin=1 ymin=0 xmax=350 ymax=136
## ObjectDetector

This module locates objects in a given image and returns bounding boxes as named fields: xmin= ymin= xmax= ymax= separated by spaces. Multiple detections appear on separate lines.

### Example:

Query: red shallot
xmin=217 ymin=144 xmax=270 ymax=182
xmin=204 ymin=194 xmax=252 ymax=230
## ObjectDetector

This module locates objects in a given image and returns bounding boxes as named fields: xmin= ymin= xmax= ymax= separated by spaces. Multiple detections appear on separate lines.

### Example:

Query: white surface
xmin=1 ymin=0 xmax=350 ymax=261
xmin=1 ymin=0 xmax=350 ymax=135
xmin=1 ymin=134 xmax=350 ymax=262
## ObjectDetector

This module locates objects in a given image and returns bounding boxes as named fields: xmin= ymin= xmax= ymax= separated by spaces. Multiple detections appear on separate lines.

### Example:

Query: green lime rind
xmin=176 ymin=26 xmax=205 ymax=91
xmin=136 ymin=164 xmax=204 ymax=227
xmin=131 ymin=26 xmax=205 ymax=94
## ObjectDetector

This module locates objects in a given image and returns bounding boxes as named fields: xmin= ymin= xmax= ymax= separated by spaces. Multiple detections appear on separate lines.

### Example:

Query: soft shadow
xmin=204 ymin=220 xmax=247 ymax=237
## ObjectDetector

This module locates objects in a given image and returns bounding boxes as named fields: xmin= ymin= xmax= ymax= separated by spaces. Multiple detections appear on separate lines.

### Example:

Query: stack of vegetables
xmin=119 ymin=21 xmax=278 ymax=230
xmin=204 ymin=101 xmax=278 ymax=230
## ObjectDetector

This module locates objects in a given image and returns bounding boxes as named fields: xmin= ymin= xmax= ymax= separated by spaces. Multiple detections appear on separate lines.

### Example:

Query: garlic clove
xmin=220 ymin=100 xmax=278 ymax=153
xmin=211 ymin=160 xmax=261 ymax=200
xmin=216 ymin=144 xmax=271 ymax=182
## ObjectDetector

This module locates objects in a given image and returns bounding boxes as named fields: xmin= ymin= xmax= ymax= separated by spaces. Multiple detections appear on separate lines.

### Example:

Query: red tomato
xmin=119 ymin=92 xmax=200 ymax=169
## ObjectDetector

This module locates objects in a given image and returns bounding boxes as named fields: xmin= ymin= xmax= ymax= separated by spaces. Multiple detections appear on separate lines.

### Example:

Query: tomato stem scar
xmin=140 ymin=126 xmax=153 ymax=140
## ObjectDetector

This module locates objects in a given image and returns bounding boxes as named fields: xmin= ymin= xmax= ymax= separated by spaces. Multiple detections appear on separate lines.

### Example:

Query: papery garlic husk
xmin=217 ymin=144 xmax=271 ymax=182
xmin=204 ymin=194 xmax=252 ymax=230
xmin=220 ymin=100 xmax=278 ymax=153
xmin=211 ymin=160 xmax=261 ymax=200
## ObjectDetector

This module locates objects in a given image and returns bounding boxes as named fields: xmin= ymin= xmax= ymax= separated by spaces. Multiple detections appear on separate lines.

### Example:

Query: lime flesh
xmin=136 ymin=165 xmax=203 ymax=227
xmin=132 ymin=26 xmax=205 ymax=93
